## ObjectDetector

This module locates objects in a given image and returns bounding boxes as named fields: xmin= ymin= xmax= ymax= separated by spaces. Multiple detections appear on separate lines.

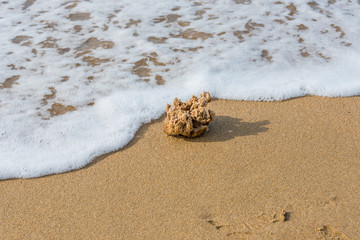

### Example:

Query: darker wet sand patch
xmin=0 ymin=75 xmax=20 ymax=89
xmin=330 ymin=24 xmax=345 ymax=38
xmin=38 ymin=37 xmax=57 ymax=48
xmin=12 ymin=35 xmax=32 ymax=44
xmin=286 ymin=3 xmax=297 ymax=16
xmin=68 ymin=12 xmax=91 ymax=21
xmin=147 ymin=36 xmax=167 ymax=44
xmin=234 ymin=20 xmax=264 ymax=42
xmin=82 ymin=56 xmax=110 ymax=66
xmin=65 ymin=2 xmax=77 ymax=9
xmin=42 ymin=87 xmax=56 ymax=105
xmin=178 ymin=21 xmax=190 ymax=27
xmin=60 ymin=76 xmax=69 ymax=82
xmin=170 ymin=28 xmax=213 ymax=40
xmin=297 ymin=24 xmax=309 ymax=31
xmin=155 ymin=75 xmax=165 ymax=85
xmin=75 ymin=38 xmax=114 ymax=51
xmin=125 ymin=19 xmax=141 ymax=28
xmin=132 ymin=53 xmax=167 ymax=83
xmin=48 ymin=103 xmax=76 ymax=117
xmin=153 ymin=14 xmax=181 ymax=24
xmin=73 ymin=25 xmax=82 ymax=32
xmin=234 ymin=0 xmax=252 ymax=4
xmin=261 ymin=49 xmax=273 ymax=62
xmin=22 ymin=0 xmax=35 ymax=10
xmin=58 ymin=48 xmax=70 ymax=55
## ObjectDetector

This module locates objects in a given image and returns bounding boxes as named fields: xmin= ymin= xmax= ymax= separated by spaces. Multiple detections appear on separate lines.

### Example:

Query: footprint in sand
xmin=257 ymin=209 xmax=291 ymax=223
xmin=322 ymin=196 xmax=339 ymax=208
xmin=203 ymin=208 xmax=291 ymax=238
xmin=206 ymin=217 xmax=253 ymax=237
xmin=316 ymin=225 xmax=349 ymax=240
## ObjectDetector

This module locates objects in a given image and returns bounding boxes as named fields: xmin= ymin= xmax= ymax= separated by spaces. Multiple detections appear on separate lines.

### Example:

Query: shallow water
xmin=1 ymin=0 xmax=360 ymax=179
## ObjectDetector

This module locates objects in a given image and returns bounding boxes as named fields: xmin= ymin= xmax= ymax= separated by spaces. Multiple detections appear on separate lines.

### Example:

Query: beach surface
xmin=1 ymin=96 xmax=359 ymax=239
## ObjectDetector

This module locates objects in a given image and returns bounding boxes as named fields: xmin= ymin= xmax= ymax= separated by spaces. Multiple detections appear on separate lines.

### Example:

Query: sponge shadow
xmin=85 ymin=116 xmax=269 ymax=170
xmin=186 ymin=116 xmax=270 ymax=142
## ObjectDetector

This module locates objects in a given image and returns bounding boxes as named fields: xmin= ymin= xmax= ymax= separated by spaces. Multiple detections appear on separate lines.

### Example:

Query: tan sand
xmin=1 ymin=96 xmax=359 ymax=239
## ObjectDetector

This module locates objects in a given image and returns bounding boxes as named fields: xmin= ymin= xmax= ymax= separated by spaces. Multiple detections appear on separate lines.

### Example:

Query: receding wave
xmin=1 ymin=0 xmax=360 ymax=179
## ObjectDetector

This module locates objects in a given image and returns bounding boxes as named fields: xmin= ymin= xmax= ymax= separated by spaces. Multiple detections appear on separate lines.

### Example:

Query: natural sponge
xmin=163 ymin=91 xmax=215 ymax=137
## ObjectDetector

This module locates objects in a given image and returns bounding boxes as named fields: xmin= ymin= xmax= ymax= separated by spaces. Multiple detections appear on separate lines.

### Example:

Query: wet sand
xmin=1 ymin=96 xmax=359 ymax=239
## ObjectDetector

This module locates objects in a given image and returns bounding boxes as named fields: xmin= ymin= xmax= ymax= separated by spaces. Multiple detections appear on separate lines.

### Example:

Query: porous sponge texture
xmin=163 ymin=92 xmax=215 ymax=138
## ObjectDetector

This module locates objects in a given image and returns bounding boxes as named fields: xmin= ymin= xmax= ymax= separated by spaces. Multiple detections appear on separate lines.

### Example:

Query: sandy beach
xmin=1 ymin=96 xmax=359 ymax=239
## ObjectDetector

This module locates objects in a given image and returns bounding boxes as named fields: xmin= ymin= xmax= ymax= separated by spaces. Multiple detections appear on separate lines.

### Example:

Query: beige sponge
xmin=163 ymin=91 xmax=215 ymax=138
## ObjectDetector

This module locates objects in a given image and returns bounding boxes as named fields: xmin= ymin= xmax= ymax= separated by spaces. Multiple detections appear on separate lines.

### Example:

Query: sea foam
xmin=1 ymin=0 xmax=360 ymax=179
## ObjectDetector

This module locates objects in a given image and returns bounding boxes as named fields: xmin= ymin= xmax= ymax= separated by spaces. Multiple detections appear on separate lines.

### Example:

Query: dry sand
xmin=1 ymin=96 xmax=359 ymax=239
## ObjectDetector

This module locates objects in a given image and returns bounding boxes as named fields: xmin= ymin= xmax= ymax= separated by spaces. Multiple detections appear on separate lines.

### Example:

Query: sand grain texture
xmin=1 ymin=96 xmax=360 ymax=239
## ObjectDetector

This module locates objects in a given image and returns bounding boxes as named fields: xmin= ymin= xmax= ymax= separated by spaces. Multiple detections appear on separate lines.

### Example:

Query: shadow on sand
xmin=184 ymin=115 xmax=270 ymax=143
xmin=85 ymin=115 xmax=269 ymax=169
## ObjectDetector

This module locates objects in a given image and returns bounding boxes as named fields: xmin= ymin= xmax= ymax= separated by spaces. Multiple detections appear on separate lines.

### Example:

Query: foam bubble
xmin=1 ymin=0 xmax=360 ymax=179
